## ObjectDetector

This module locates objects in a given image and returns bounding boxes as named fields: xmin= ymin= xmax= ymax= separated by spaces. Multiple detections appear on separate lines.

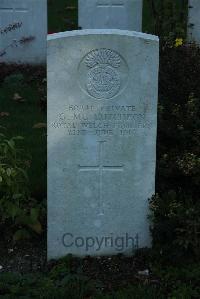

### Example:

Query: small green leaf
xmin=30 ymin=208 xmax=39 ymax=222
xmin=7 ymin=140 xmax=15 ymax=150
xmin=10 ymin=205 xmax=20 ymax=220
xmin=13 ymin=229 xmax=30 ymax=241
xmin=6 ymin=168 xmax=12 ymax=176
xmin=13 ymin=136 xmax=24 ymax=141
xmin=29 ymin=221 xmax=42 ymax=234
xmin=12 ymin=193 xmax=23 ymax=200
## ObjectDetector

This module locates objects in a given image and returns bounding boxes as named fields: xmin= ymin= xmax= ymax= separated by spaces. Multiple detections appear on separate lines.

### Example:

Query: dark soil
xmin=0 ymin=63 xmax=46 ymax=85
xmin=79 ymin=253 xmax=154 ymax=291
xmin=0 ymin=236 xmax=46 ymax=274
xmin=0 ymin=236 xmax=155 ymax=292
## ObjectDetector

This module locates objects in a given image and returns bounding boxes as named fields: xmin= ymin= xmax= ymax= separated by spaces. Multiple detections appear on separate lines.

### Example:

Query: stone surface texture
xmin=47 ymin=29 xmax=159 ymax=259
xmin=78 ymin=0 xmax=143 ymax=31
xmin=0 ymin=0 xmax=47 ymax=64
xmin=188 ymin=0 xmax=200 ymax=43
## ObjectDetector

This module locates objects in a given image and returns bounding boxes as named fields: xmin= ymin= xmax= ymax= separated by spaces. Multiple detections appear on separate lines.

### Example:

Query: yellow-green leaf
xmin=29 ymin=221 xmax=43 ymax=234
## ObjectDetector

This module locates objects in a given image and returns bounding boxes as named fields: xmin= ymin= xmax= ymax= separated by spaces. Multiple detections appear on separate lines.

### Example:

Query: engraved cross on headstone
xmin=97 ymin=0 xmax=124 ymax=8
xmin=79 ymin=141 xmax=124 ymax=216
xmin=0 ymin=5 xmax=28 ymax=13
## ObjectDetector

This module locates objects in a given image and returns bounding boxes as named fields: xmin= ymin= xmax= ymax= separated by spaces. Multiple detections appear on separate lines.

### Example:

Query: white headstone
xmin=0 ymin=0 xmax=47 ymax=64
xmin=48 ymin=29 xmax=159 ymax=259
xmin=188 ymin=0 xmax=200 ymax=43
xmin=78 ymin=0 xmax=143 ymax=31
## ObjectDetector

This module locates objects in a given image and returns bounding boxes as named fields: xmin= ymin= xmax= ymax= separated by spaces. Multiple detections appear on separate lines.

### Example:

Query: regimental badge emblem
xmin=85 ymin=49 xmax=121 ymax=99
xmin=78 ymin=48 xmax=129 ymax=100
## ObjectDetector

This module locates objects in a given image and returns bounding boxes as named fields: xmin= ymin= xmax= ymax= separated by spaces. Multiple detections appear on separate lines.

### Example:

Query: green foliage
xmin=145 ymin=0 xmax=187 ymax=39
xmin=0 ymin=261 xmax=97 ymax=299
xmin=1 ymin=260 xmax=200 ymax=298
xmin=3 ymin=73 xmax=25 ymax=88
xmin=150 ymin=192 xmax=200 ymax=260
xmin=0 ymin=66 xmax=47 ymax=198
xmin=150 ymin=44 xmax=200 ymax=261
xmin=0 ymin=130 xmax=42 ymax=239
xmin=94 ymin=285 xmax=164 ymax=299
xmin=48 ymin=0 xmax=78 ymax=33
xmin=154 ymin=264 xmax=200 ymax=299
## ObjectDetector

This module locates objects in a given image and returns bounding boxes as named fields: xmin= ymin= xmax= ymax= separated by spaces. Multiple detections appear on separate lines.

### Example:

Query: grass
xmin=0 ymin=73 xmax=46 ymax=199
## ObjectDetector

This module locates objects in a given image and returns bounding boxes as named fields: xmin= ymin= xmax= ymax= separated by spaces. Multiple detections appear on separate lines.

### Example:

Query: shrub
xmin=0 ymin=129 xmax=42 ymax=240
xmin=0 ymin=258 xmax=97 ymax=299
xmin=153 ymin=264 xmax=200 ymax=298
xmin=150 ymin=43 xmax=200 ymax=261
xmin=148 ymin=0 xmax=187 ymax=38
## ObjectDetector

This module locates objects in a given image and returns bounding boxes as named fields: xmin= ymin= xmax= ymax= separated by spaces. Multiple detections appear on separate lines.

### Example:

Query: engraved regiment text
xmin=51 ymin=104 xmax=152 ymax=137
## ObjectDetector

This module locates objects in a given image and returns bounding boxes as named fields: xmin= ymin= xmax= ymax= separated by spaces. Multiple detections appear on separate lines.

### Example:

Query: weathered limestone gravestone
xmin=78 ymin=0 xmax=143 ymax=31
xmin=48 ymin=29 xmax=159 ymax=259
xmin=188 ymin=0 xmax=200 ymax=44
xmin=0 ymin=0 xmax=47 ymax=64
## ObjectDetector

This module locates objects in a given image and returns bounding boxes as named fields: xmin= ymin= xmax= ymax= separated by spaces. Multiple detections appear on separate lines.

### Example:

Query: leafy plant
xmin=153 ymin=264 xmax=200 ymax=299
xmin=0 ymin=259 xmax=97 ymax=299
xmin=0 ymin=129 xmax=42 ymax=239
xmin=148 ymin=0 xmax=187 ymax=39
xmin=149 ymin=43 xmax=200 ymax=261
xmin=150 ymin=192 xmax=200 ymax=260
xmin=3 ymin=73 xmax=25 ymax=88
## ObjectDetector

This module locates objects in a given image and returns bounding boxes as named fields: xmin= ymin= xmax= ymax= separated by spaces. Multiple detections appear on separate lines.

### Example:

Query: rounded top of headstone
xmin=47 ymin=29 xmax=159 ymax=43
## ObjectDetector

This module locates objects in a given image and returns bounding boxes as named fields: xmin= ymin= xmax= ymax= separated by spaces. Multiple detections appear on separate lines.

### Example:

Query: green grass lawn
xmin=0 ymin=73 xmax=46 ymax=199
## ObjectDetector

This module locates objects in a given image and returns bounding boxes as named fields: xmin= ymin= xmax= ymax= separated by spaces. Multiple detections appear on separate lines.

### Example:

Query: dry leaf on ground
xmin=0 ymin=112 xmax=10 ymax=117
xmin=13 ymin=93 xmax=26 ymax=102
xmin=65 ymin=6 xmax=76 ymax=10
xmin=33 ymin=123 xmax=47 ymax=129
